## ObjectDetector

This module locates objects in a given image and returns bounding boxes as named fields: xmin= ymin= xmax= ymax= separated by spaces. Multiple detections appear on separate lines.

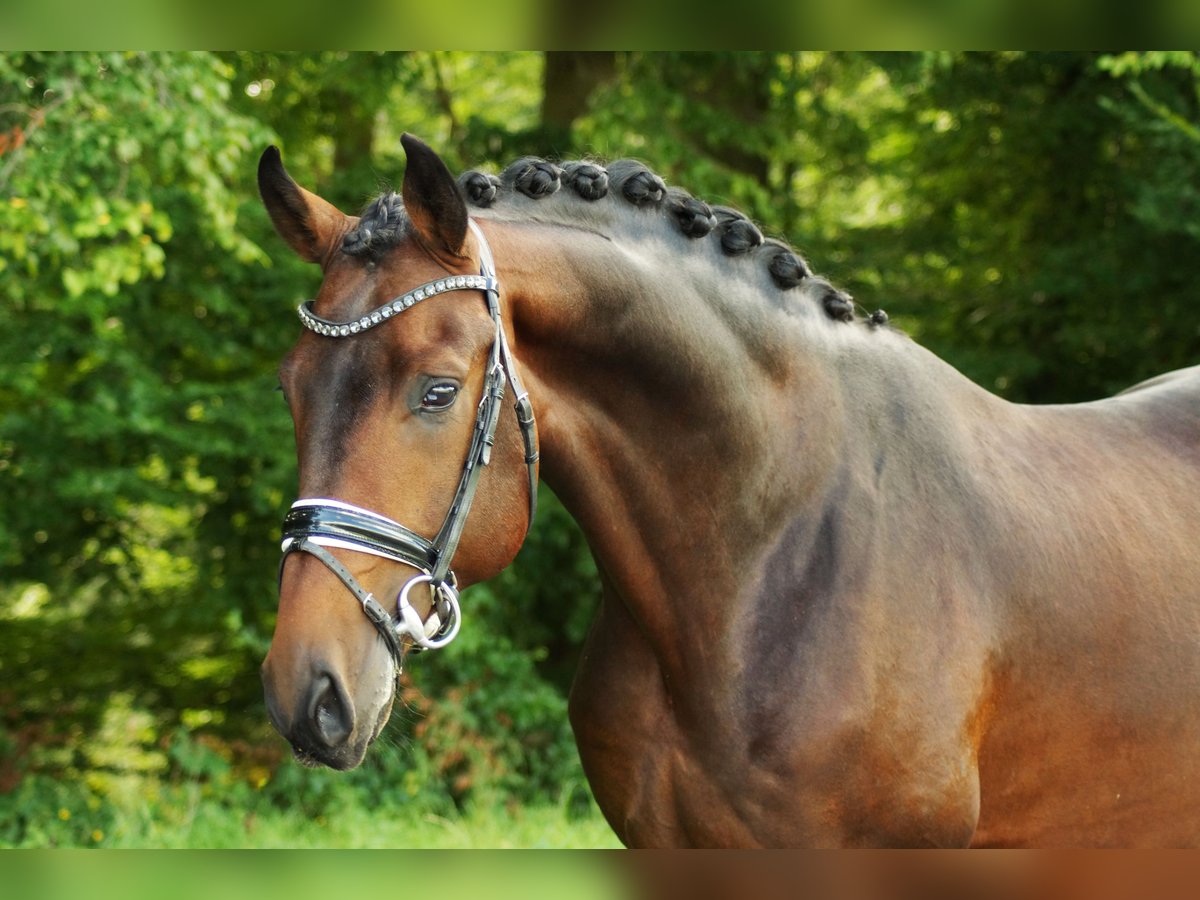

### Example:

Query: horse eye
xmin=421 ymin=383 xmax=458 ymax=411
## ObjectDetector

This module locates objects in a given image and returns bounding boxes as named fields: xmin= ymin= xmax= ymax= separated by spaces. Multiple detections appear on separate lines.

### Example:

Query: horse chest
xmin=568 ymin=577 xmax=991 ymax=848
xmin=567 ymin=596 xmax=760 ymax=846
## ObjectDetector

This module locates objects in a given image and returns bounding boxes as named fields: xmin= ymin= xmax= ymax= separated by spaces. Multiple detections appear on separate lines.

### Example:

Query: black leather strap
xmin=282 ymin=501 xmax=438 ymax=573
xmin=281 ymin=538 xmax=406 ymax=674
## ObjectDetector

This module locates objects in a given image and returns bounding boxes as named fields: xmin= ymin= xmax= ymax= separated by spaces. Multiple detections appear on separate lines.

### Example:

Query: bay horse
xmin=258 ymin=134 xmax=1200 ymax=847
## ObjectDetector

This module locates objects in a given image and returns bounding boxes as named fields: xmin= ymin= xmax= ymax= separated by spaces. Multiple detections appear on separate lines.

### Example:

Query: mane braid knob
xmin=764 ymin=240 xmax=810 ymax=288
xmin=869 ymin=309 xmax=890 ymax=327
xmin=503 ymin=157 xmax=562 ymax=199
xmin=458 ymin=170 xmax=500 ymax=208
xmin=562 ymin=162 xmax=609 ymax=200
xmin=666 ymin=188 xmax=717 ymax=238
xmin=816 ymin=281 xmax=855 ymax=323
xmin=713 ymin=207 xmax=763 ymax=256
xmin=608 ymin=160 xmax=666 ymax=208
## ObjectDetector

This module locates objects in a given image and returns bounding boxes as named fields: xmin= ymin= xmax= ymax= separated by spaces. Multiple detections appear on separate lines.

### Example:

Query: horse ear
xmin=401 ymin=133 xmax=468 ymax=257
xmin=258 ymin=146 xmax=349 ymax=265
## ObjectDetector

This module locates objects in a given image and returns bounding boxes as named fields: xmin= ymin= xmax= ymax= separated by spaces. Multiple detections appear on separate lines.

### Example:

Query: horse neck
xmin=489 ymin=218 xmax=866 ymax=640
xmin=487 ymin=214 xmax=1017 ymax=674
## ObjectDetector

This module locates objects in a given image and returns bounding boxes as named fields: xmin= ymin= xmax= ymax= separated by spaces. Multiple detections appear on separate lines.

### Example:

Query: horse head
xmin=258 ymin=135 xmax=537 ymax=770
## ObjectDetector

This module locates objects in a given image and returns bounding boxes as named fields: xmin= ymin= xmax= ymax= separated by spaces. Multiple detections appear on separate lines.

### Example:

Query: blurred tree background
xmin=1 ymin=51 xmax=1198 ymax=847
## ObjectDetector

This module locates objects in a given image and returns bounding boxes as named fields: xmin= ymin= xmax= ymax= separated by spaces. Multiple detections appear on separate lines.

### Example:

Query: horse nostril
xmin=307 ymin=674 xmax=354 ymax=747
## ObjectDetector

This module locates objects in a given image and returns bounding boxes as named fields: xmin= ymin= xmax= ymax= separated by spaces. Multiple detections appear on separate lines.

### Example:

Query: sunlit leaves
xmin=0 ymin=52 xmax=288 ymax=759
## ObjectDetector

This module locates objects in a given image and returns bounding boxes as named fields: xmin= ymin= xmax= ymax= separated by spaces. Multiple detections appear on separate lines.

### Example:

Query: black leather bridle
xmin=279 ymin=220 xmax=538 ymax=673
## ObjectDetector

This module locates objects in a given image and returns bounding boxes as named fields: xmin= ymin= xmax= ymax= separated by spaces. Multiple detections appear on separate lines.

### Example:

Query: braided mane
xmin=343 ymin=156 xmax=884 ymax=327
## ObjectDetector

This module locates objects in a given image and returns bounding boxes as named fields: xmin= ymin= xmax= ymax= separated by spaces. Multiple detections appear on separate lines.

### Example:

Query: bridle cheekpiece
xmin=279 ymin=220 xmax=538 ymax=674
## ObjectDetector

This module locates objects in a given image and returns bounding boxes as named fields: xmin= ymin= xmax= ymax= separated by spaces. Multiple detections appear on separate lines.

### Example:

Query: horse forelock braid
xmin=343 ymin=191 xmax=406 ymax=257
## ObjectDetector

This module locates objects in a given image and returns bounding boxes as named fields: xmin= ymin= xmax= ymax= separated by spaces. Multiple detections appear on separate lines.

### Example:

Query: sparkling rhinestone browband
xmin=296 ymin=274 xmax=500 ymax=338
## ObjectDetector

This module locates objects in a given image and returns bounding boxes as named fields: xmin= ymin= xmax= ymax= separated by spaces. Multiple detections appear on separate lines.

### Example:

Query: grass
xmin=103 ymin=785 xmax=623 ymax=849
xmin=0 ymin=772 xmax=622 ymax=850
xmin=3 ymin=773 xmax=632 ymax=899
xmin=4 ymin=852 xmax=632 ymax=900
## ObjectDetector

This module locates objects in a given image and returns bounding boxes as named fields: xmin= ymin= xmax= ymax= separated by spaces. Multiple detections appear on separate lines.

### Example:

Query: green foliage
xmin=848 ymin=52 xmax=1200 ymax=401
xmin=3 ymin=52 xmax=1199 ymax=846
xmin=0 ymin=766 xmax=619 ymax=848
xmin=401 ymin=492 xmax=600 ymax=807
xmin=0 ymin=772 xmax=113 ymax=848
xmin=0 ymin=52 xmax=294 ymax=769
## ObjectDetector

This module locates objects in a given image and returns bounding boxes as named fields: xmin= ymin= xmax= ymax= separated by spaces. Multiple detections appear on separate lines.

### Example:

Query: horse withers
xmin=258 ymin=135 xmax=1200 ymax=847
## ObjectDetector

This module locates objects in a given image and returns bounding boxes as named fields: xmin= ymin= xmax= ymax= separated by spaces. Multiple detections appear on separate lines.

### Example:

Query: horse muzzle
xmin=262 ymin=654 xmax=395 ymax=771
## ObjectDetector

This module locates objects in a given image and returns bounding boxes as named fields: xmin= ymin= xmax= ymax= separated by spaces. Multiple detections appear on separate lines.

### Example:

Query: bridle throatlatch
xmin=279 ymin=220 xmax=539 ymax=673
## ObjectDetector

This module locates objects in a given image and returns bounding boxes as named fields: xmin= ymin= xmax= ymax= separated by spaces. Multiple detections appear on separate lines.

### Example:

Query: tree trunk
xmin=541 ymin=52 xmax=617 ymax=151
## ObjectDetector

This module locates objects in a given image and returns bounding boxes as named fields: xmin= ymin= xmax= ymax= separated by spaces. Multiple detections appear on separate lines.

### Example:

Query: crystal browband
xmin=297 ymin=275 xmax=500 ymax=337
